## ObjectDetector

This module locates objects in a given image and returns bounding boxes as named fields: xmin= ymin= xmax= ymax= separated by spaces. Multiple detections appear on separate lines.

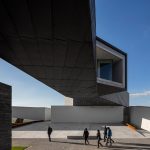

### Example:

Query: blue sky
xmin=1 ymin=0 xmax=150 ymax=107
xmin=96 ymin=0 xmax=150 ymax=106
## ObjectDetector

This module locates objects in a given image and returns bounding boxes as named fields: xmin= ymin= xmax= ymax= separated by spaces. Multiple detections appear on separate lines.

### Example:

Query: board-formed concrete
xmin=72 ymin=91 xmax=129 ymax=106
xmin=0 ymin=0 xmax=128 ymax=106
xmin=0 ymin=82 xmax=11 ymax=150
xmin=0 ymin=0 xmax=97 ymax=98
xmin=101 ymin=91 xmax=129 ymax=106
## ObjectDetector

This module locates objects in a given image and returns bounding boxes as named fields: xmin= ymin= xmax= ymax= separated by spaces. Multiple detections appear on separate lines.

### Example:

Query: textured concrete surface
xmin=0 ymin=0 xmax=97 ymax=98
xmin=130 ymin=106 xmax=150 ymax=132
xmin=12 ymin=138 xmax=150 ymax=150
xmin=73 ymin=91 xmax=129 ymax=106
xmin=51 ymin=106 xmax=124 ymax=123
xmin=12 ymin=121 xmax=150 ymax=139
xmin=102 ymin=91 xmax=129 ymax=107
xmin=0 ymin=82 xmax=11 ymax=150
xmin=12 ymin=106 xmax=51 ymax=121
xmin=0 ymin=0 xmax=128 ymax=106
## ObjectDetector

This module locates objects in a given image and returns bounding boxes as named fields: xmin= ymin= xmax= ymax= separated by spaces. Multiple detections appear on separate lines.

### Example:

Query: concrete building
xmin=0 ymin=0 xmax=149 ymax=149
xmin=0 ymin=1 xmax=128 ymax=149
xmin=0 ymin=0 xmax=128 ymax=106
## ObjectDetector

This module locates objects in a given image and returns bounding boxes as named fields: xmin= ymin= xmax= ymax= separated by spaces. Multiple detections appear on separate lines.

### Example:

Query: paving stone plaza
xmin=12 ymin=122 xmax=150 ymax=149
xmin=13 ymin=138 xmax=150 ymax=150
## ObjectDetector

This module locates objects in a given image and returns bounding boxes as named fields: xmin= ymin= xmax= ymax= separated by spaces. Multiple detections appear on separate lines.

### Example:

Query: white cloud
xmin=130 ymin=90 xmax=150 ymax=98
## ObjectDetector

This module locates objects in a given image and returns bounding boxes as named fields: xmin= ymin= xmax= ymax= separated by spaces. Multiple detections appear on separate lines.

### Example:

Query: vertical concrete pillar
xmin=0 ymin=82 xmax=11 ymax=150
xmin=64 ymin=97 xmax=73 ymax=106
xmin=123 ymin=107 xmax=130 ymax=123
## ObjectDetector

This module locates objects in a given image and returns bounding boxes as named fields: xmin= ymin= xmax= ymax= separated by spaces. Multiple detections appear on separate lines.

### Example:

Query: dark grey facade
xmin=0 ymin=1 xmax=129 ymax=148
xmin=0 ymin=83 xmax=11 ymax=150
xmin=0 ymin=0 xmax=128 ymax=106
xmin=0 ymin=0 xmax=97 ymax=98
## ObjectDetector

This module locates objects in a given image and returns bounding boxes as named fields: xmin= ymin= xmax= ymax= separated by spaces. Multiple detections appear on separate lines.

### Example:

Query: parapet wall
xmin=12 ymin=106 xmax=51 ymax=121
xmin=130 ymin=106 xmax=150 ymax=132
xmin=51 ymin=106 xmax=124 ymax=123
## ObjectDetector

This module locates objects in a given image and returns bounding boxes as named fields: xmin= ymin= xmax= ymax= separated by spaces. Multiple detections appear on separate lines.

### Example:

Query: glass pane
xmin=100 ymin=62 xmax=112 ymax=80
xmin=97 ymin=60 xmax=112 ymax=80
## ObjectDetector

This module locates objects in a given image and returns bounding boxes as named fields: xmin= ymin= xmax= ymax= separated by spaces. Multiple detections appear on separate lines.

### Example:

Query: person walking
xmin=103 ymin=125 xmax=107 ymax=142
xmin=106 ymin=127 xmax=114 ymax=145
xmin=97 ymin=130 xmax=103 ymax=148
xmin=48 ymin=126 xmax=53 ymax=142
xmin=83 ymin=128 xmax=89 ymax=145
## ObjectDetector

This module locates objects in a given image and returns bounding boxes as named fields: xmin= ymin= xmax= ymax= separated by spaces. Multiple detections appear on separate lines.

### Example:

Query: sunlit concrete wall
xmin=51 ymin=106 xmax=124 ymax=123
xmin=64 ymin=97 xmax=73 ymax=105
xmin=12 ymin=106 xmax=51 ymax=121
xmin=45 ymin=107 xmax=51 ymax=121
xmin=130 ymin=106 xmax=150 ymax=132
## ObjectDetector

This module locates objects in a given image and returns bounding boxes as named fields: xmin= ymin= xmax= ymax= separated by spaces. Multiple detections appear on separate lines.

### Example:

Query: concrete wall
xmin=12 ymin=106 xmax=51 ymax=121
xmin=130 ymin=106 xmax=150 ymax=132
xmin=0 ymin=83 xmax=11 ymax=150
xmin=45 ymin=107 xmax=51 ymax=121
xmin=51 ymin=106 xmax=124 ymax=123
xmin=113 ymin=60 xmax=123 ymax=83
xmin=64 ymin=97 xmax=73 ymax=106
xmin=101 ymin=91 xmax=129 ymax=107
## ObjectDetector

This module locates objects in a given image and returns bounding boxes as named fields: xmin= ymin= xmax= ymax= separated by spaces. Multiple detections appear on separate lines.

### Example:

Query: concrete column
xmin=123 ymin=107 xmax=130 ymax=123
xmin=0 ymin=82 xmax=11 ymax=150
xmin=64 ymin=97 xmax=73 ymax=106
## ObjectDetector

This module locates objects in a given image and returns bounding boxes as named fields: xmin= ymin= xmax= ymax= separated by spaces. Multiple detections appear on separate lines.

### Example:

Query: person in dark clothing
xmin=106 ymin=127 xmax=114 ymax=145
xmin=97 ymin=130 xmax=103 ymax=148
xmin=48 ymin=126 xmax=53 ymax=142
xmin=83 ymin=128 xmax=89 ymax=145
xmin=103 ymin=125 xmax=107 ymax=142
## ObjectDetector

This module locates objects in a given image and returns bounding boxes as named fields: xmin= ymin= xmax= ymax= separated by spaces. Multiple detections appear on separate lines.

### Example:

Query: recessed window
xmin=97 ymin=60 xmax=113 ymax=80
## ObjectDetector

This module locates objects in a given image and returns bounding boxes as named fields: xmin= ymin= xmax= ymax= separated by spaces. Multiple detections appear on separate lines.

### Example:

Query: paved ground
xmin=12 ymin=121 xmax=150 ymax=149
xmin=12 ymin=138 xmax=150 ymax=150
xmin=12 ymin=121 xmax=150 ymax=139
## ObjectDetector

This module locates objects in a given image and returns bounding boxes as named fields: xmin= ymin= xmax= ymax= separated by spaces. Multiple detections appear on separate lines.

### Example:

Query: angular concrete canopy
xmin=0 ymin=0 xmax=97 ymax=98
xmin=0 ymin=0 xmax=128 ymax=106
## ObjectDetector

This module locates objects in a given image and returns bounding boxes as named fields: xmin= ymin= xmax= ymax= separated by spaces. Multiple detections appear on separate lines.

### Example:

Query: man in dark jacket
xmin=48 ymin=126 xmax=53 ymax=142
xmin=106 ymin=127 xmax=114 ymax=145
xmin=97 ymin=129 xmax=103 ymax=148
xmin=104 ymin=125 xmax=107 ymax=142
xmin=83 ymin=128 xmax=89 ymax=145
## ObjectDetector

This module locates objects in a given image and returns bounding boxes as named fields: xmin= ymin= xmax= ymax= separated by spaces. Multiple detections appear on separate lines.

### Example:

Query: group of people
xmin=83 ymin=126 xmax=114 ymax=148
xmin=48 ymin=125 xmax=114 ymax=148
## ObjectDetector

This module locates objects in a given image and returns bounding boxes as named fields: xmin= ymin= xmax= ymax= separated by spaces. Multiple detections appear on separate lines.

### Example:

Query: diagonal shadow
xmin=52 ymin=140 xmax=96 ymax=146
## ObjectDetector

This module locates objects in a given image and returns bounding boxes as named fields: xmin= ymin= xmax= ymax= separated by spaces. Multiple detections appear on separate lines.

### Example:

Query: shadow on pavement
xmin=52 ymin=140 xmax=96 ymax=146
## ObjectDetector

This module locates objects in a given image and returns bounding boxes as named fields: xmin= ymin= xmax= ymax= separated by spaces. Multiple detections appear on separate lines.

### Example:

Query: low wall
xmin=51 ymin=106 xmax=124 ymax=123
xmin=130 ymin=106 xmax=150 ymax=132
xmin=0 ymin=82 xmax=11 ymax=149
xmin=12 ymin=106 xmax=51 ymax=121
xmin=45 ymin=107 xmax=51 ymax=121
